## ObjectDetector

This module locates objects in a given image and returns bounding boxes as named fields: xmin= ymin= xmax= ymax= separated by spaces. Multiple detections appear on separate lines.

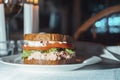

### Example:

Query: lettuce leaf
xmin=41 ymin=48 xmax=58 ymax=53
xmin=65 ymin=48 xmax=75 ymax=54
xmin=22 ymin=50 xmax=32 ymax=58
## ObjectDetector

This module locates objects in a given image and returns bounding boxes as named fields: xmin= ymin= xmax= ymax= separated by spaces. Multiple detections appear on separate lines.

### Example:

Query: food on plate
xmin=22 ymin=33 xmax=77 ymax=65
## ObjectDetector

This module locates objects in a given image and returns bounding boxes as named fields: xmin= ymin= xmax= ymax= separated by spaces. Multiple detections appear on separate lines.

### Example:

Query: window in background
xmin=94 ymin=18 xmax=107 ymax=33
xmin=93 ymin=14 xmax=120 ymax=34
xmin=108 ymin=14 xmax=120 ymax=33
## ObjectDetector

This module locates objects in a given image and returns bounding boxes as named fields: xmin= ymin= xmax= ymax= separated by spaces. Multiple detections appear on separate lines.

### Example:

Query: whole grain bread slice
xmin=24 ymin=33 xmax=73 ymax=42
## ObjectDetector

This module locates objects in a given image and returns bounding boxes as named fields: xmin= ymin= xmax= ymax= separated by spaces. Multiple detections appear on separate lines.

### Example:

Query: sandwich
xmin=22 ymin=33 xmax=76 ymax=65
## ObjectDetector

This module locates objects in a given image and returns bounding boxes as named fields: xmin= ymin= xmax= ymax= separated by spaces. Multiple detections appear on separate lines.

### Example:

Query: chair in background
xmin=73 ymin=5 xmax=120 ymax=45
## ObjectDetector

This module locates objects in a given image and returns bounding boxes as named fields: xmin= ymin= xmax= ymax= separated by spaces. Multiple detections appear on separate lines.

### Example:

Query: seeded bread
xmin=24 ymin=33 xmax=72 ymax=42
xmin=24 ymin=57 xmax=79 ymax=65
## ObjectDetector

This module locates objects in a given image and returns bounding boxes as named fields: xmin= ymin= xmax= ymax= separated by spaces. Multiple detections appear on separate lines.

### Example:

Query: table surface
xmin=0 ymin=61 xmax=120 ymax=80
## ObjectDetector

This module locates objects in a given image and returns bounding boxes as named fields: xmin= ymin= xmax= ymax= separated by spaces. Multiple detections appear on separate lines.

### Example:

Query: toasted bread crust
xmin=24 ymin=33 xmax=72 ymax=41
xmin=24 ymin=57 xmax=77 ymax=65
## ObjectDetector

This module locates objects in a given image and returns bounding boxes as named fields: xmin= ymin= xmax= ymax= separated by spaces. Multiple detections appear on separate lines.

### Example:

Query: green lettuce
xmin=41 ymin=48 xmax=58 ymax=53
xmin=65 ymin=48 xmax=75 ymax=54
xmin=22 ymin=50 xmax=32 ymax=58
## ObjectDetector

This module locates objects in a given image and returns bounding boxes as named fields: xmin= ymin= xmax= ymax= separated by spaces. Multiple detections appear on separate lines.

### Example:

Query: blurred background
xmin=6 ymin=0 xmax=120 ymax=45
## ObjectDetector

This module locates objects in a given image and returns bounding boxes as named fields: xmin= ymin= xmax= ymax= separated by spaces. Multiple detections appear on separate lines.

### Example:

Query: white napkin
xmin=106 ymin=46 xmax=120 ymax=54
xmin=101 ymin=46 xmax=120 ymax=62
xmin=24 ymin=4 xmax=33 ymax=35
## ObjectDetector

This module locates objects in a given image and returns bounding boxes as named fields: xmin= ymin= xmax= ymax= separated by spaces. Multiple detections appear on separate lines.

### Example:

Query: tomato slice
xmin=23 ymin=43 xmax=73 ymax=50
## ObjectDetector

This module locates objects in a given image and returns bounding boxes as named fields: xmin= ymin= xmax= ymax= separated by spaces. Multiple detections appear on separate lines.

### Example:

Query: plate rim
xmin=0 ymin=54 xmax=102 ymax=71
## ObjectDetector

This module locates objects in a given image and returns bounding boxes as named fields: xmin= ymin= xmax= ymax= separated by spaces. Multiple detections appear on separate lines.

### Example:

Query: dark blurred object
xmin=39 ymin=0 xmax=73 ymax=34
xmin=74 ymin=5 xmax=120 ymax=46
xmin=3 ymin=0 xmax=23 ymax=40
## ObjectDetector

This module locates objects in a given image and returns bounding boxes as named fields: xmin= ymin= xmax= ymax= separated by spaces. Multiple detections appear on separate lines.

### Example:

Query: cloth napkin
xmin=101 ymin=46 xmax=120 ymax=62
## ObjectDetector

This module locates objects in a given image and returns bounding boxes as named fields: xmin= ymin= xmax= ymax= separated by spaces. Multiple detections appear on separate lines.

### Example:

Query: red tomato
xmin=23 ymin=43 xmax=73 ymax=50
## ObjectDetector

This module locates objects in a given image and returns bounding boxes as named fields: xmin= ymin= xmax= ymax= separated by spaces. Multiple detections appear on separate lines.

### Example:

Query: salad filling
xmin=22 ymin=48 xmax=75 ymax=61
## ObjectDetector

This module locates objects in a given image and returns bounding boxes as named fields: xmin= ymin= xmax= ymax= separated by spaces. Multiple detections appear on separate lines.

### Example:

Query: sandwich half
xmin=22 ymin=33 xmax=76 ymax=65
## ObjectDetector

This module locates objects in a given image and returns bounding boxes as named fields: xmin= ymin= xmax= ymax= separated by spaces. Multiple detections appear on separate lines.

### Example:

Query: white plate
xmin=0 ymin=54 xmax=101 ymax=72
